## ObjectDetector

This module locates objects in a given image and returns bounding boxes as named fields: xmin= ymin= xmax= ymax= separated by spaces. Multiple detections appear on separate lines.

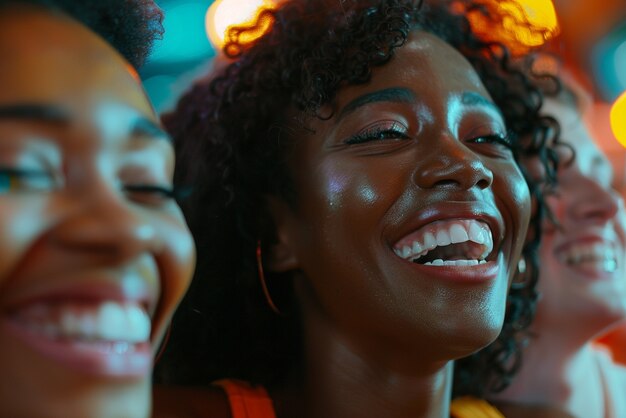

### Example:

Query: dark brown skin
xmin=154 ymin=31 xmax=531 ymax=418
xmin=268 ymin=31 xmax=529 ymax=418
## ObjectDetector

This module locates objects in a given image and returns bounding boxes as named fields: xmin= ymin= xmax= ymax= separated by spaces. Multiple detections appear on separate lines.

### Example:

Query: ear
xmin=264 ymin=196 xmax=300 ymax=273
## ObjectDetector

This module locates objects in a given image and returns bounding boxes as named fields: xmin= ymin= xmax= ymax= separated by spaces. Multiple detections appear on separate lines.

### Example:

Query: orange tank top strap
xmin=450 ymin=396 xmax=505 ymax=418
xmin=213 ymin=379 xmax=278 ymax=418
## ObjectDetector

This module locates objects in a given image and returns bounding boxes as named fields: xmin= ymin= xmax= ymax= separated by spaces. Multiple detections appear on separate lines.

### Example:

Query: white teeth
xmin=450 ymin=223 xmax=469 ymax=244
xmin=423 ymin=231 xmax=437 ymax=249
xmin=99 ymin=302 xmax=127 ymax=341
xmin=436 ymin=230 xmax=451 ymax=246
xmin=560 ymin=242 xmax=619 ymax=273
xmin=127 ymin=305 xmax=151 ymax=342
xmin=14 ymin=302 xmax=151 ymax=343
xmin=394 ymin=219 xmax=495 ymax=264
xmin=468 ymin=221 xmax=485 ymax=245
xmin=423 ymin=259 xmax=487 ymax=266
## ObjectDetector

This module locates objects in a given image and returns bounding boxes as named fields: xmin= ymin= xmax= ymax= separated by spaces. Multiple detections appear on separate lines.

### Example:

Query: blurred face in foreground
xmin=0 ymin=6 xmax=195 ymax=418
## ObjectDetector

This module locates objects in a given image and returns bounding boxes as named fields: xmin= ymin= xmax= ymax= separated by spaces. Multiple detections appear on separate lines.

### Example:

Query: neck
xmin=276 ymin=303 xmax=453 ymax=418
xmin=492 ymin=320 xmax=606 ymax=418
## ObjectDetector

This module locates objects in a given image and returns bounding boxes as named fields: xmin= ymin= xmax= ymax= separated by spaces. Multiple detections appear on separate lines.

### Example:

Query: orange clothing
xmin=450 ymin=397 xmax=505 ymax=418
xmin=215 ymin=380 xmax=502 ymax=418
xmin=213 ymin=380 xmax=277 ymax=418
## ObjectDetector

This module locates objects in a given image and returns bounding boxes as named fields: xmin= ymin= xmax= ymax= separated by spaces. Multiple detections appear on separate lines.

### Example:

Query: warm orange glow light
xmin=465 ymin=0 xmax=560 ymax=56
xmin=206 ymin=0 xmax=277 ymax=50
xmin=611 ymin=91 xmax=626 ymax=148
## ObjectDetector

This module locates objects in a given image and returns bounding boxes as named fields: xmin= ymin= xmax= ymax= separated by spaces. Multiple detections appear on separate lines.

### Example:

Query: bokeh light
xmin=611 ymin=91 xmax=626 ymax=148
xmin=465 ymin=0 xmax=560 ymax=56
xmin=206 ymin=0 xmax=277 ymax=50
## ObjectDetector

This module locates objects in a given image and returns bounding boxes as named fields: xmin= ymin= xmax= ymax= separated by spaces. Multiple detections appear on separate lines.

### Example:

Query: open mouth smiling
xmin=556 ymin=241 xmax=619 ymax=274
xmin=393 ymin=219 xmax=494 ymax=267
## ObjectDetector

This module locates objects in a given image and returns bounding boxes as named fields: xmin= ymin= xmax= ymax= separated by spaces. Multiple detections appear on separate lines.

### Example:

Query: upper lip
xmin=554 ymin=233 xmax=619 ymax=255
xmin=388 ymin=201 xmax=504 ymax=261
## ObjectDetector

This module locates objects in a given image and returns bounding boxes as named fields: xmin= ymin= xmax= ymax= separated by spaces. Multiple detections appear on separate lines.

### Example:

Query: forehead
xmin=335 ymin=30 xmax=489 ymax=107
xmin=0 ymin=7 xmax=151 ymax=116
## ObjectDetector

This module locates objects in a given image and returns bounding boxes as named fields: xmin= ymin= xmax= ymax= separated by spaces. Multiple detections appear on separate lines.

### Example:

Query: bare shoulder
xmin=152 ymin=385 xmax=232 ymax=418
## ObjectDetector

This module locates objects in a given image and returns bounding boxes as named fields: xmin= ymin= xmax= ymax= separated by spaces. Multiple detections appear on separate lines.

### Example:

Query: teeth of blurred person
xmin=561 ymin=242 xmax=618 ymax=272
xmin=394 ymin=219 xmax=494 ymax=265
xmin=14 ymin=302 xmax=151 ymax=343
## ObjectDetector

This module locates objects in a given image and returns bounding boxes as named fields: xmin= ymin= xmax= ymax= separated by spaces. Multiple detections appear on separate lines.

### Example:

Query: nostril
xmin=477 ymin=178 xmax=490 ymax=190
xmin=432 ymin=179 xmax=460 ymax=188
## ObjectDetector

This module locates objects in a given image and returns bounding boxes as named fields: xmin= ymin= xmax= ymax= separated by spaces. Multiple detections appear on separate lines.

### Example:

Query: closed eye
xmin=467 ymin=133 xmax=515 ymax=158
xmin=123 ymin=184 xmax=192 ymax=206
xmin=469 ymin=134 xmax=512 ymax=148
xmin=345 ymin=121 xmax=410 ymax=145
xmin=0 ymin=167 xmax=57 ymax=193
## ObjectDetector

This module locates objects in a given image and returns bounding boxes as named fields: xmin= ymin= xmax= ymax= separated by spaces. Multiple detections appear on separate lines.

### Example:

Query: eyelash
xmin=0 ymin=168 xmax=192 ymax=203
xmin=469 ymin=133 xmax=513 ymax=149
xmin=345 ymin=121 xmax=410 ymax=145
xmin=123 ymin=184 xmax=192 ymax=202
xmin=0 ymin=168 xmax=55 ymax=192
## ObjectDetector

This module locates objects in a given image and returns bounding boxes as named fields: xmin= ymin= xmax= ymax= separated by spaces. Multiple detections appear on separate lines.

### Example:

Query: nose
xmin=568 ymin=177 xmax=619 ymax=225
xmin=414 ymin=136 xmax=493 ymax=191
xmin=49 ymin=187 xmax=161 ymax=263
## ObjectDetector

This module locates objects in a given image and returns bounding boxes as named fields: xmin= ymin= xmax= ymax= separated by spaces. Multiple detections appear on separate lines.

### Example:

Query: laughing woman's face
xmin=269 ymin=31 xmax=530 ymax=361
xmin=0 ymin=8 xmax=195 ymax=418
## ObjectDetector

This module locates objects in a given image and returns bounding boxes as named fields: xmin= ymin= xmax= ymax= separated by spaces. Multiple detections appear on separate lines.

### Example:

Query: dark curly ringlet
xmin=0 ymin=0 xmax=163 ymax=68
xmin=157 ymin=0 xmax=562 ymax=398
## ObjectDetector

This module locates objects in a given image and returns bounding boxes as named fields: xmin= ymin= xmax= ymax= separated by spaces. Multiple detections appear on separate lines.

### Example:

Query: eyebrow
xmin=0 ymin=104 xmax=70 ymax=124
xmin=338 ymin=87 xmax=418 ymax=120
xmin=130 ymin=117 xmax=173 ymax=144
xmin=461 ymin=92 xmax=502 ymax=115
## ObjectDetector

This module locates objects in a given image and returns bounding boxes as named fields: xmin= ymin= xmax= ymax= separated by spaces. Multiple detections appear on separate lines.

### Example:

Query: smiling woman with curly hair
xmin=155 ymin=0 xmax=563 ymax=416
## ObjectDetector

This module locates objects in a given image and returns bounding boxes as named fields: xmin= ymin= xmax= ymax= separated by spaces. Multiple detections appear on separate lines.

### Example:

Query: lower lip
xmin=401 ymin=256 xmax=502 ymax=283
xmin=1 ymin=318 xmax=152 ymax=379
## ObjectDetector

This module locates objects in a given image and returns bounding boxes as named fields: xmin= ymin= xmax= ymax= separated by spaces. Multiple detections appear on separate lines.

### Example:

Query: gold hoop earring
xmin=257 ymin=240 xmax=282 ymax=315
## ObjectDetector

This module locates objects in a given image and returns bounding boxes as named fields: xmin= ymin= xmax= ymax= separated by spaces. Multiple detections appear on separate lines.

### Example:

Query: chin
xmin=1 ymin=376 xmax=151 ymax=418
xmin=425 ymin=314 xmax=504 ymax=361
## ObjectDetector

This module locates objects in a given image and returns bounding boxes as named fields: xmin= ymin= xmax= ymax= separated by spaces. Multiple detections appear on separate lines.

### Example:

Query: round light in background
xmin=206 ymin=0 xmax=277 ymax=50
xmin=611 ymin=91 xmax=626 ymax=148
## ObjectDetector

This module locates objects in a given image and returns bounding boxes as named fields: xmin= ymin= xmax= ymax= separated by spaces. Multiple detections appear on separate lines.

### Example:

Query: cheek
xmin=0 ymin=198 xmax=50 ymax=289
xmin=500 ymin=164 xmax=532 ymax=234
xmin=150 ymin=212 xmax=195 ymax=342
xmin=304 ymin=157 xmax=402 ymax=222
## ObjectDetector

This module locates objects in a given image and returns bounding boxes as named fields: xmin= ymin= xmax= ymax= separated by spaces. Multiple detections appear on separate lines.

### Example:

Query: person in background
xmin=153 ymin=0 xmax=562 ymax=416
xmin=489 ymin=76 xmax=626 ymax=418
xmin=0 ymin=1 xmax=196 ymax=417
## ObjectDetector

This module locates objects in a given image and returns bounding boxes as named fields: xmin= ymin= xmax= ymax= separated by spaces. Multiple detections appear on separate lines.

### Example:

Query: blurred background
xmin=142 ymin=0 xmax=626 ymax=194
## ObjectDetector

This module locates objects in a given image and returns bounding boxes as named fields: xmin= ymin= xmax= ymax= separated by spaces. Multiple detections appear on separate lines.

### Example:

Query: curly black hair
xmin=0 ymin=0 xmax=163 ymax=68
xmin=157 ymin=0 xmax=562 ymax=399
